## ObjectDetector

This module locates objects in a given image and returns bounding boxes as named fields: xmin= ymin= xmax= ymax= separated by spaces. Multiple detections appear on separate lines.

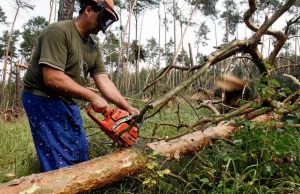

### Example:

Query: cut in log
xmin=0 ymin=114 xmax=277 ymax=193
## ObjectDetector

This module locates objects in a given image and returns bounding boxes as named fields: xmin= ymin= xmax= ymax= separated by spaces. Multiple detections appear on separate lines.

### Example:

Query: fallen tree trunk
xmin=0 ymin=113 xmax=277 ymax=193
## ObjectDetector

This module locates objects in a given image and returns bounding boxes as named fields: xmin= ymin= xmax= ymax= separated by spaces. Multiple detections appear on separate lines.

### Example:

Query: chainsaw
xmin=87 ymin=106 xmax=143 ymax=146
xmin=87 ymin=106 xmax=169 ymax=168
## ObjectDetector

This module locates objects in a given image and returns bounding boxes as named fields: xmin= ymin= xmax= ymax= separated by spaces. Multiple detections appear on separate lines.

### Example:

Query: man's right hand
xmin=91 ymin=95 xmax=109 ymax=114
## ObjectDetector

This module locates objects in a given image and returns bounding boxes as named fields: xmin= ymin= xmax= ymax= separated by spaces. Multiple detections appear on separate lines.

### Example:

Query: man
xmin=22 ymin=0 xmax=139 ymax=172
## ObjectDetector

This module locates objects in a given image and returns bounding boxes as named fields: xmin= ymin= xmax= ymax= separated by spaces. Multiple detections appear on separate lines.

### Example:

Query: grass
xmin=0 ymin=99 xmax=206 ymax=182
xmin=1 ymin=99 xmax=299 ymax=193
xmin=0 ymin=117 xmax=39 ymax=183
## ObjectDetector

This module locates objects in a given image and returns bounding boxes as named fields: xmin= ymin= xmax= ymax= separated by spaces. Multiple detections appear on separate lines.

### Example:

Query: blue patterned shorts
xmin=22 ymin=92 xmax=88 ymax=172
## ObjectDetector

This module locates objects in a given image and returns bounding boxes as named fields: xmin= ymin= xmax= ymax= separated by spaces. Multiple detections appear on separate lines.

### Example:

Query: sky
xmin=0 ymin=0 xmax=224 ymax=59
xmin=0 ymin=0 xmax=297 ymax=71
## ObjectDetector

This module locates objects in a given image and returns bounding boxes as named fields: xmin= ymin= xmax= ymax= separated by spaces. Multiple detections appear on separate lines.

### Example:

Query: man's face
xmin=83 ymin=6 xmax=101 ymax=35
xmin=89 ymin=9 xmax=102 ymax=35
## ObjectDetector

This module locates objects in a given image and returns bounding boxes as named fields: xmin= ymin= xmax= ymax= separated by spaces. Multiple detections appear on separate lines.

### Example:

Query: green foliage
xmin=188 ymin=0 xmax=219 ymax=17
xmin=20 ymin=16 xmax=48 ymax=61
xmin=194 ymin=22 xmax=210 ymax=47
xmin=0 ymin=6 xmax=7 ymax=24
xmin=130 ymin=40 xmax=146 ymax=64
xmin=1 ymin=90 xmax=300 ymax=193
xmin=145 ymin=37 xmax=161 ymax=69
xmin=102 ymin=31 xmax=120 ymax=65
xmin=177 ymin=49 xmax=191 ymax=67
xmin=220 ymin=0 xmax=241 ymax=41
xmin=163 ymin=37 xmax=175 ymax=65
xmin=0 ymin=30 xmax=21 ymax=58
xmin=138 ymin=154 xmax=171 ymax=194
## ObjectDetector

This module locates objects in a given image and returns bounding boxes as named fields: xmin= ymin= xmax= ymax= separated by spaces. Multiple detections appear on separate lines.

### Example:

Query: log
xmin=0 ymin=112 xmax=277 ymax=193
xmin=0 ymin=124 xmax=237 ymax=193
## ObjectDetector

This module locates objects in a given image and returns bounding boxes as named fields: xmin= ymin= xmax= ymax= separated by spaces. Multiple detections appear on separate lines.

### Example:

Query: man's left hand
xmin=126 ymin=106 xmax=140 ymax=115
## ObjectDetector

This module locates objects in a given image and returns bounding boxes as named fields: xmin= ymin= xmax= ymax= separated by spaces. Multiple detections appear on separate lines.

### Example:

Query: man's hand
xmin=94 ymin=74 xmax=140 ymax=115
xmin=91 ymin=95 xmax=109 ymax=114
xmin=125 ymin=106 xmax=140 ymax=115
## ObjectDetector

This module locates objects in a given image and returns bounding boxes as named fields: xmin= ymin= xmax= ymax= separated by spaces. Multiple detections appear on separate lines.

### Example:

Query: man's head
xmin=78 ymin=0 xmax=118 ymax=34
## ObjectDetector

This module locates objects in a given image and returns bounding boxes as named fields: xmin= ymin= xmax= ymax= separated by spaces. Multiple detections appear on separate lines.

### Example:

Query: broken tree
xmin=0 ymin=112 xmax=284 ymax=193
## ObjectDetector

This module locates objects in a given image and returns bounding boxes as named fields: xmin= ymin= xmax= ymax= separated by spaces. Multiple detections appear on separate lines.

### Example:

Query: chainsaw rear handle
xmin=86 ymin=105 xmax=113 ymax=128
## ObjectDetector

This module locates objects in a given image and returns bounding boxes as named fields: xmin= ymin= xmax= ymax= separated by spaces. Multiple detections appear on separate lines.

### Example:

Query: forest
xmin=0 ymin=0 xmax=299 ymax=193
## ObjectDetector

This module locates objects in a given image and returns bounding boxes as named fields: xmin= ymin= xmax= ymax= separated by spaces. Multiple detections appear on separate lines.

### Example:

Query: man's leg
xmin=22 ymin=92 xmax=88 ymax=172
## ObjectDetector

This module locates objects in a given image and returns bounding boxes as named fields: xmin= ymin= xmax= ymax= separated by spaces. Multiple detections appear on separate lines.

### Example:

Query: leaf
xmin=142 ymin=178 xmax=151 ymax=185
xmin=200 ymin=178 xmax=209 ymax=183
xmin=255 ymin=107 xmax=268 ymax=115
xmin=261 ymin=76 xmax=268 ymax=83
xmin=265 ymin=63 xmax=272 ymax=69
xmin=266 ymin=166 xmax=271 ymax=173
xmin=262 ymin=91 xmax=268 ymax=100
xmin=146 ymin=161 xmax=158 ymax=169
xmin=238 ymin=100 xmax=248 ymax=105
xmin=161 ymin=169 xmax=171 ymax=175
xmin=157 ymin=169 xmax=171 ymax=177
xmin=284 ymin=88 xmax=293 ymax=95
xmin=279 ymin=92 xmax=286 ymax=97
xmin=270 ymin=79 xmax=280 ymax=87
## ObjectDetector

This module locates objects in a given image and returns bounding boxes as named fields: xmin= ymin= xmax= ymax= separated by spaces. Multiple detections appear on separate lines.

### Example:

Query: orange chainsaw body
xmin=87 ymin=106 xmax=138 ymax=146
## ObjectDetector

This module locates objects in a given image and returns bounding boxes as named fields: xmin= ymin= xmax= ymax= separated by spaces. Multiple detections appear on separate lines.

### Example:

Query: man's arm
xmin=43 ymin=66 xmax=108 ymax=114
xmin=93 ymin=73 xmax=140 ymax=115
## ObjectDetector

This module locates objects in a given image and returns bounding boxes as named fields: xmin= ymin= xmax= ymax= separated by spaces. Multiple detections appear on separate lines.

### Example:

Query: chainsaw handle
xmin=87 ymin=106 xmax=113 ymax=116
xmin=86 ymin=106 xmax=113 ymax=127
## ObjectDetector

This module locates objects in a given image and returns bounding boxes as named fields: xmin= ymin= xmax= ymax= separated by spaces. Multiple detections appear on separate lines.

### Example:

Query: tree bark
xmin=57 ymin=0 xmax=75 ymax=21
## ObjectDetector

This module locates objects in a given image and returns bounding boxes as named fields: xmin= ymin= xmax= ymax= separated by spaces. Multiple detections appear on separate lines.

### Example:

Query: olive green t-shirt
xmin=23 ymin=20 xmax=107 ymax=104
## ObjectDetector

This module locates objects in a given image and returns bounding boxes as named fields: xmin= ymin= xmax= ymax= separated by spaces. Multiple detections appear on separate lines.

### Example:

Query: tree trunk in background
xmin=48 ymin=0 xmax=54 ymax=24
xmin=213 ymin=19 xmax=217 ymax=84
xmin=158 ymin=4 xmax=161 ymax=70
xmin=116 ymin=10 xmax=123 ymax=89
xmin=57 ymin=0 xmax=75 ymax=21
xmin=16 ymin=65 xmax=21 ymax=108
xmin=173 ymin=0 xmax=176 ymax=58
xmin=225 ymin=14 xmax=229 ymax=43
xmin=164 ymin=2 xmax=167 ymax=68
xmin=1 ymin=2 xmax=19 ymax=108
xmin=8 ymin=59 xmax=13 ymax=107
xmin=136 ymin=16 xmax=144 ymax=93
xmin=172 ymin=0 xmax=176 ymax=88
xmin=287 ymin=52 xmax=291 ymax=73
xmin=125 ymin=2 xmax=131 ymax=95
xmin=54 ymin=0 xmax=58 ymax=22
